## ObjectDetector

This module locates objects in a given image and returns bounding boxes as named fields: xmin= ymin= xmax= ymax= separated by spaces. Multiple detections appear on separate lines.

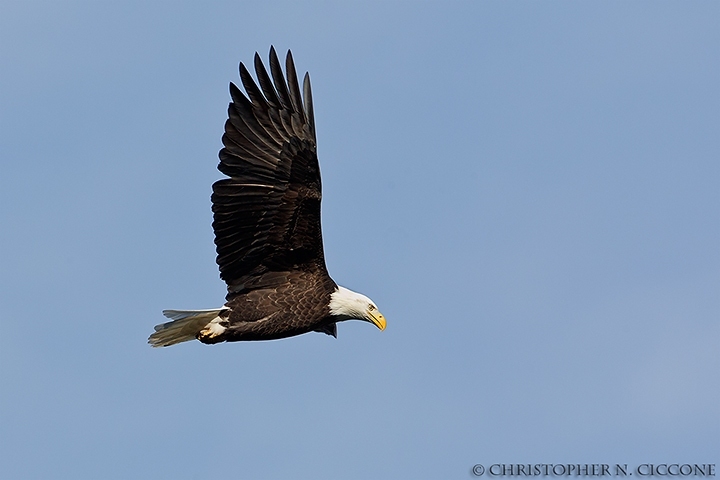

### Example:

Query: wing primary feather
xmin=254 ymin=52 xmax=281 ymax=108
xmin=303 ymin=73 xmax=316 ymax=142
xmin=269 ymin=46 xmax=293 ymax=111
xmin=285 ymin=50 xmax=306 ymax=122
xmin=239 ymin=62 xmax=269 ymax=111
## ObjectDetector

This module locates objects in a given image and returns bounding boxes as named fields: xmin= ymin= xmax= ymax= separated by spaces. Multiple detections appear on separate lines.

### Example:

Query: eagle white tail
xmin=148 ymin=308 xmax=228 ymax=347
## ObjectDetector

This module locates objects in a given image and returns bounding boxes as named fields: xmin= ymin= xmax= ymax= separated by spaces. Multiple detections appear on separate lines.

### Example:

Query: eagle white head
xmin=328 ymin=286 xmax=386 ymax=330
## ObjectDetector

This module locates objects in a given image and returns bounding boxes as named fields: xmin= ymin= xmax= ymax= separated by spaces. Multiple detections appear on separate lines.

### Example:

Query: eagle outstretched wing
xmin=212 ymin=47 xmax=326 ymax=294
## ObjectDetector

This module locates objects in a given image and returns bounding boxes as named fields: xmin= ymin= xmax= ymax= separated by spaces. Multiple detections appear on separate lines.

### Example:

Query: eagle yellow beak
xmin=368 ymin=310 xmax=386 ymax=331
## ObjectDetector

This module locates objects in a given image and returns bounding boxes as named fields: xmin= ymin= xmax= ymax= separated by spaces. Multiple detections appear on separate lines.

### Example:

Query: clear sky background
xmin=1 ymin=2 xmax=718 ymax=479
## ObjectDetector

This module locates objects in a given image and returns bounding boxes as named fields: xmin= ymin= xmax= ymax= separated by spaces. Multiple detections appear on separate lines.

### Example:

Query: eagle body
xmin=149 ymin=47 xmax=385 ymax=347
xmin=216 ymin=271 xmax=338 ymax=342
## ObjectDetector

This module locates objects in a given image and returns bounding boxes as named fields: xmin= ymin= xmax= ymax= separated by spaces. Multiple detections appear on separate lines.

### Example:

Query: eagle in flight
xmin=149 ymin=47 xmax=386 ymax=347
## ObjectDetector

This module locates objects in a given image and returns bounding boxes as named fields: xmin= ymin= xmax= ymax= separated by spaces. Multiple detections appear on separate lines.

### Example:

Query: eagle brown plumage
xmin=148 ymin=47 xmax=386 ymax=347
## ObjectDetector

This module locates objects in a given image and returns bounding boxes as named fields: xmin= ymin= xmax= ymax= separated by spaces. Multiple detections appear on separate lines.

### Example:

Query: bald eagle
xmin=148 ymin=47 xmax=386 ymax=347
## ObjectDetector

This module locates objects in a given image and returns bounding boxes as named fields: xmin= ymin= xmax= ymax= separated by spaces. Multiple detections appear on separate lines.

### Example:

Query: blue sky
xmin=1 ymin=2 xmax=718 ymax=479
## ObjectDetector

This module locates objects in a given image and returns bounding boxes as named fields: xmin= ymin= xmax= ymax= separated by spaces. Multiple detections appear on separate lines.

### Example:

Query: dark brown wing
xmin=212 ymin=47 xmax=326 ymax=294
